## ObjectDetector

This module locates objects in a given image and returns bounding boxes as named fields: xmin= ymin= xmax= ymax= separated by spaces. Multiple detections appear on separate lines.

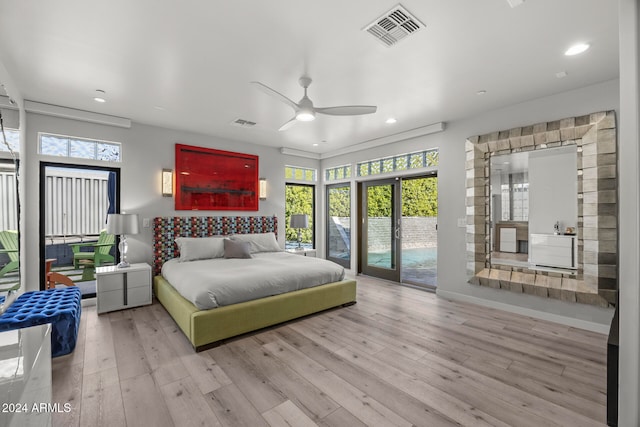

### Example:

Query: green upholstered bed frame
xmin=153 ymin=275 xmax=356 ymax=351
xmin=152 ymin=216 xmax=357 ymax=351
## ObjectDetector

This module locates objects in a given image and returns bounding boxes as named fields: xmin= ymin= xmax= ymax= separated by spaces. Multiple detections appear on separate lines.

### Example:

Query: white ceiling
xmin=0 ymin=0 xmax=619 ymax=154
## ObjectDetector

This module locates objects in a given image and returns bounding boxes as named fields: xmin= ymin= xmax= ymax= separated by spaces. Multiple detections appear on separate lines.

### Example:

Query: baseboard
xmin=436 ymin=289 xmax=611 ymax=334
xmin=81 ymin=297 xmax=96 ymax=308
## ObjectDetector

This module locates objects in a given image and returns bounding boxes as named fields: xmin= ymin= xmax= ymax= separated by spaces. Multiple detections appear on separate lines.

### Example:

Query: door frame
xmin=38 ymin=161 xmax=121 ymax=291
xmin=357 ymin=171 xmax=438 ymax=286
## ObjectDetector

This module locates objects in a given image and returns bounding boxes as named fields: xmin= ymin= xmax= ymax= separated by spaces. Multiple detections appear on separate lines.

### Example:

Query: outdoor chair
xmin=0 ymin=230 xmax=19 ymax=286
xmin=70 ymin=229 xmax=115 ymax=269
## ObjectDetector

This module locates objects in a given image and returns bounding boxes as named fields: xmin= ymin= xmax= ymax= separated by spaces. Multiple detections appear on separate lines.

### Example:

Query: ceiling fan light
xmin=296 ymin=110 xmax=315 ymax=122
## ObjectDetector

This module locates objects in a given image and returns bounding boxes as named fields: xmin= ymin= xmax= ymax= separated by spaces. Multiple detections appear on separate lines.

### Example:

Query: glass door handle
xmin=395 ymin=227 xmax=401 ymax=239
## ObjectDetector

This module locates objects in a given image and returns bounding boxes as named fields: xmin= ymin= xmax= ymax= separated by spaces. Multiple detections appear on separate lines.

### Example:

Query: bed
xmin=152 ymin=216 xmax=357 ymax=351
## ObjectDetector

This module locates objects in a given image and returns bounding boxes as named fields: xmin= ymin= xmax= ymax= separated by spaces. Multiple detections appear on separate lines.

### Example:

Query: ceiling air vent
xmin=363 ymin=4 xmax=425 ymax=47
xmin=231 ymin=118 xmax=257 ymax=128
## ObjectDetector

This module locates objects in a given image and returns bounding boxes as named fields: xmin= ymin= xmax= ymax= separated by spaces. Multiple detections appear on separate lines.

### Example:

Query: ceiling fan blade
xmin=278 ymin=117 xmax=298 ymax=131
xmin=250 ymin=81 xmax=299 ymax=110
xmin=315 ymin=105 xmax=377 ymax=116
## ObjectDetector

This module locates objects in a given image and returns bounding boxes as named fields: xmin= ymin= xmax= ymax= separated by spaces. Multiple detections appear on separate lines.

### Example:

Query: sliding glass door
xmin=360 ymin=174 xmax=438 ymax=288
xmin=361 ymin=179 xmax=401 ymax=282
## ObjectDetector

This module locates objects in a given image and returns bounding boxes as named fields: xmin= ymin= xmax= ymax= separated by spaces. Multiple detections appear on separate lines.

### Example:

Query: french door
xmin=361 ymin=179 xmax=401 ymax=282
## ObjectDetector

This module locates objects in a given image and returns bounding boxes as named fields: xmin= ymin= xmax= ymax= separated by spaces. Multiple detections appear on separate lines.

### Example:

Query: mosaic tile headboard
xmin=152 ymin=215 xmax=278 ymax=275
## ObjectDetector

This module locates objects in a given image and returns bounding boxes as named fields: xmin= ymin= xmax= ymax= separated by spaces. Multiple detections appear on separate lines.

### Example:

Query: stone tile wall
xmin=465 ymin=111 xmax=617 ymax=307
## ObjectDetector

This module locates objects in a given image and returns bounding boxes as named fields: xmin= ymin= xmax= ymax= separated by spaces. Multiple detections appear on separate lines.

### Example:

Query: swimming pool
xmin=366 ymin=247 xmax=437 ymax=286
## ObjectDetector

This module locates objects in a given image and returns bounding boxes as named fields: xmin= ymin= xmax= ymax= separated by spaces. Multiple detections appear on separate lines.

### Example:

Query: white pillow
xmin=230 ymin=232 xmax=282 ymax=253
xmin=175 ymin=237 xmax=225 ymax=262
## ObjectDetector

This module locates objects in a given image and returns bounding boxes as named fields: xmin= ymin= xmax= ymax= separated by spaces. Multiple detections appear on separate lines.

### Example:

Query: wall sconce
xmin=162 ymin=169 xmax=173 ymax=197
xmin=259 ymin=178 xmax=267 ymax=200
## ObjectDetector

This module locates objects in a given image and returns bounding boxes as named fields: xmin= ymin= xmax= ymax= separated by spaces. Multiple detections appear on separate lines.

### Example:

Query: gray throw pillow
xmin=224 ymin=239 xmax=252 ymax=259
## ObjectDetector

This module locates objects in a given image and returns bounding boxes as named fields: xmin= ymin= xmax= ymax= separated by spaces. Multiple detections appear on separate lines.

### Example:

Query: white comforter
xmin=161 ymin=252 xmax=345 ymax=310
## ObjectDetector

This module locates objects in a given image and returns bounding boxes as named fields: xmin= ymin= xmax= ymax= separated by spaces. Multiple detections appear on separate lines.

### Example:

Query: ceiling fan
xmin=251 ymin=76 xmax=377 ymax=131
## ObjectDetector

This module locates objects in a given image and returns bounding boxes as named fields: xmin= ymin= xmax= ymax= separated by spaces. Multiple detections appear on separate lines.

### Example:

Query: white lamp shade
xmin=289 ymin=214 xmax=309 ymax=229
xmin=106 ymin=213 xmax=139 ymax=235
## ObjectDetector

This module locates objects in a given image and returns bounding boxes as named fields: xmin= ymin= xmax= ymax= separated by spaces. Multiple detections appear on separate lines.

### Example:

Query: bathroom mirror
xmin=466 ymin=111 xmax=617 ymax=307
xmin=490 ymin=146 xmax=578 ymax=271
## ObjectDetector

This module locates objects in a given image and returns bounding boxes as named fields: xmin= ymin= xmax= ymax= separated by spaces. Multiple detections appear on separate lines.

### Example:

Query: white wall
xmin=528 ymin=146 xmax=577 ymax=235
xmin=321 ymin=78 xmax=619 ymax=329
xmin=617 ymin=0 xmax=640 ymax=424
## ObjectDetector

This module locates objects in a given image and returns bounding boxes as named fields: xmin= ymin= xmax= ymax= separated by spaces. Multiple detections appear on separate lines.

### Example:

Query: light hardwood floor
xmin=52 ymin=276 xmax=608 ymax=426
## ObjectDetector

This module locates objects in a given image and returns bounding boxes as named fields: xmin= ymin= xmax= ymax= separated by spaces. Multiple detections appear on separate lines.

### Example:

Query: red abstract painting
xmin=175 ymin=144 xmax=259 ymax=211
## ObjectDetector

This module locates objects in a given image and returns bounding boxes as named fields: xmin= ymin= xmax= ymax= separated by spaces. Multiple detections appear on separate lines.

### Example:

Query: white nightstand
xmin=95 ymin=263 xmax=152 ymax=314
xmin=286 ymin=248 xmax=317 ymax=257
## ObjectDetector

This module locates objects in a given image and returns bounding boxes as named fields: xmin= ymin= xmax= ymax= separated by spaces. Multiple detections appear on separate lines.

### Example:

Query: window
xmin=325 ymin=164 xmax=351 ymax=181
xmin=500 ymin=172 xmax=529 ymax=221
xmin=285 ymin=184 xmax=315 ymax=249
xmin=326 ymin=183 xmax=351 ymax=268
xmin=0 ymin=129 xmax=20 ymax=154
xmin=356 ymin=149 xmax=438 ymax=177
xmin=284 ymin=165 xmax=316 ymax=182
xmin=39 ymin=133 xmax=121 ymax=162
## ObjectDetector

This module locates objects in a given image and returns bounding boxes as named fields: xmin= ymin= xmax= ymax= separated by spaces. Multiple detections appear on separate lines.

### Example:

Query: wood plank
xmin=79 ymin=367 xmax=125 ymax=427
xmin=262 ymin=400 xmax=319 ymax=427
xmin=205 ymin=383 xmax=269 ymax=427
xmin=120 ymin=373 xmax=173 ymax=427
xmin=508 ymin=360 xmax=606 ymax=404
xmin=110 ymin=318 xmax=150 ymax=380
xmin=51 ymin=360 xmax=83 ymax=427
xmin=318 ymin=408 xmax=367 ymax=427
xmin=180 ymin=351 xmax=232 ymax=395
xmin=82 ymin=306 xmax=117 ymax=376
xmin=134 ymin=319 xmax=189 ymax=387
xmin=160 ymin=375 xmax=221 ymax=427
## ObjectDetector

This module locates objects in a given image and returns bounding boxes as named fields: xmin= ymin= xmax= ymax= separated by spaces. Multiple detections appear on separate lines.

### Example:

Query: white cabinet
xmin=530 ymin=234 xmax=577 ymax=269
xmin=96 ymin=263 xmax=152 ymax=314
xmin=499 ymin=228 xmax=517 ymax=253
xmin=286 ymin=248 xmax=317 ymax=257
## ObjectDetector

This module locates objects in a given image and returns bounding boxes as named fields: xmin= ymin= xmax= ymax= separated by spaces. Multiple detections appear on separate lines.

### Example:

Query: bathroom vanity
xmin=529 ymin=233 xmax=577 ymax=270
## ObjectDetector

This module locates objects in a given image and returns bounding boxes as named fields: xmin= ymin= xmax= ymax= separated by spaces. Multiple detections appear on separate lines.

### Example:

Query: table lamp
xmin=106 ymin=213 xmax=139 ymax=268
xmin=289 ymin=214 xmax=309 ymax=249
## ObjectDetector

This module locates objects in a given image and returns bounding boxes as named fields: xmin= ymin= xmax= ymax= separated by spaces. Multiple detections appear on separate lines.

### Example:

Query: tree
xmin=285 ymin=185 xmax=313 ymax=243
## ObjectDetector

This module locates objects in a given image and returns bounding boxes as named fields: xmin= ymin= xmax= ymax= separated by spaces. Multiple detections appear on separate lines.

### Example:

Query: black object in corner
xmin=607 ymin=300 xmax=619 ymax=426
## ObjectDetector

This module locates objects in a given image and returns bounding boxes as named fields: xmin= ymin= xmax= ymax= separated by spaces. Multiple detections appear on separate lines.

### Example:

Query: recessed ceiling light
xmin=93 ymin=89 xmax=106 ymax=103
xmin=565 ymin=43 xmax=590 ymax=56
xmin=312 ymin=143 xmax=319 ymax=147
xmin=385 ymin=118 xmax=397 ymax=124
xmin=476 ymin=90 xmax=487 ymax=95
